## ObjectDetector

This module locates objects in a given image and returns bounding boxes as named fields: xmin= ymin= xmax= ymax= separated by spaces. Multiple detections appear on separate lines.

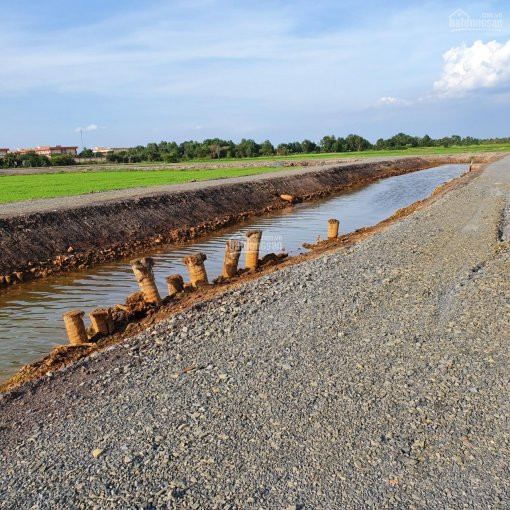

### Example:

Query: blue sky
xmin=1 ymin=0 xmax=510 ymax=148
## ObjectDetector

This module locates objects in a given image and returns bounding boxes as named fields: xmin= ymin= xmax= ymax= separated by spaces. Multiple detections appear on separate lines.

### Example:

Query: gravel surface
xmin=1 ymin=157 xmax=509 ymax=509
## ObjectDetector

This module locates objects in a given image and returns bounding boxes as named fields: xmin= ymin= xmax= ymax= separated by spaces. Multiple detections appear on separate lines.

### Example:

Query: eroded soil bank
xmin=0 ymin=154 xmax=498 ymax=288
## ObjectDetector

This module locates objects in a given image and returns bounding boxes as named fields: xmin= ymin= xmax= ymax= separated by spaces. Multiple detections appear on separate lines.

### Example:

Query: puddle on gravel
xmin=0 ymin=164 xmax=467 ymax=382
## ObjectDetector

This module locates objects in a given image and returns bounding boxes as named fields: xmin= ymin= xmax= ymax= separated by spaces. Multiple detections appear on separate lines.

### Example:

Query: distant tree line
xmin=98 ymin=133 xmax=510 ymax=164
xmin=99 ymin=135 xmax=373 ymax=163
xmin=373 ymin=133 xmax=510 ymax=150
xmin=0 ymin=153 xmax=76 ymax=168
xmin=2 ymin=133 xmax=508 ymax=168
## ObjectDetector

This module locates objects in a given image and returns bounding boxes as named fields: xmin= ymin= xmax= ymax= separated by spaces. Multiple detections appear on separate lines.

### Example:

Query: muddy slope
xmin=0 ymin=155 xmax=493 ymax=287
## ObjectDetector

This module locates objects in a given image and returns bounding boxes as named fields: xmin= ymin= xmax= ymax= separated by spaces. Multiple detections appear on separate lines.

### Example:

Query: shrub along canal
xmin=0 ymin=164 xmax=468 ymax=382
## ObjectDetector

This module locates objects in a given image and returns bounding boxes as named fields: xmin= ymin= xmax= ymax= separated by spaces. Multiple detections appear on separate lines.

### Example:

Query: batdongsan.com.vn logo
xmin=449 ymin=8 xmax=503 ymax=31
xmin=228 ymin=232 xmax=285 ymax=254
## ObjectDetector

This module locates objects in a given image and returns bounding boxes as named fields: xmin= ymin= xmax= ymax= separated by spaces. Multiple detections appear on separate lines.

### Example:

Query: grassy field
xmin=0 ymin=144 xmax=508 ymax=203
xmin=0 ymin=166 xmax=294 ymax=203
xmin=181 ymin=143 xmax=510 ymax=164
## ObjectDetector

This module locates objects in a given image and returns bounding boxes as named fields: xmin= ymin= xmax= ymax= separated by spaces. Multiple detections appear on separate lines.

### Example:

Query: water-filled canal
xmin=0 ymin=164 xmax=467 ymax=381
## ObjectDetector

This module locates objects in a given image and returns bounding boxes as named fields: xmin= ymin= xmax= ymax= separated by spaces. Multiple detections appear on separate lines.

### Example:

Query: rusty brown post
xmin=62 ymin=310 xmax=88 ymax=345
xmin=166 ymin=274 xmax=184 ymax=297
xmin=222 ymin=240 xmax=243 ymax=278
xmin=327 ymin=219 xmax=340 ymax=240
xmin=130 ymin=257 xmax=161 ymax=304
xmin=245 ymin=230 xmax=262 ymax=271
xmin=182 ymin=253 xmax=208 ymax=287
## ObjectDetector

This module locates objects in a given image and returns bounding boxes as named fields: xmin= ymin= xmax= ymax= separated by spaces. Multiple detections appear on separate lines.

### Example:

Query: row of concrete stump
xmin=62 ymin=219 xmax=341 ymax=345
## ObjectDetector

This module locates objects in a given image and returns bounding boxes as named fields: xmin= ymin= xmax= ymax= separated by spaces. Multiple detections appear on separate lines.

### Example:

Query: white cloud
xmin=379 ymin=96 xmax=399 ymax=104
xmin=74 ymin=124 xmax=100 ymax=132
xmin=434 ymin=39 xmax=510 ymax=96
xmin=379 ymin=96 xmax=412 ymax=106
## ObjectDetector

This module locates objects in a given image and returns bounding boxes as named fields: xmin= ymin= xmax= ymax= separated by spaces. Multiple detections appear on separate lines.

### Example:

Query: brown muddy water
xmin=0 ymin=164 xmax=467 ymax=382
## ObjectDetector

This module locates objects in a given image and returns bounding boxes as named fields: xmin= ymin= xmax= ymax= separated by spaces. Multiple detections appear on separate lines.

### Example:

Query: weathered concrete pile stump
xmin=222 ymin=240 xmax=243 ymax=278
xmin=166 ymin=274 xmax=184 ymax=297
xmin=327 ymin=218 xmax=340 ymax=240
xmin=62 ymin=310 xmax=88 ymax=345
xmin=245 ymin=230 xmax=262 ymax=271
xmin=130 ymin=257 xmax=161 ymax=304
xmin=89 ymin=309 xmax=114 ymax=335
xmin=182 ymin=253 xmax=209 ymax=287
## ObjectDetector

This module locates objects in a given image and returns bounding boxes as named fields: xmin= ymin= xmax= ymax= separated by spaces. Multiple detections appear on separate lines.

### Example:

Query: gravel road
xmin=0 ymin=157 xmax=509 ymax=509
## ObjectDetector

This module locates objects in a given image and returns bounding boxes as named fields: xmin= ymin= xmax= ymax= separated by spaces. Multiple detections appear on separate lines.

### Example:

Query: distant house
xmin=92 ymin=147 xmax=130 ymax=155
xmin=37 ymin=145 xmax=78 ymax=157
xmin=17 ymin=145 xmax=78 ymax=157
xmin=0 ymin=149 xmax=9 ymax=158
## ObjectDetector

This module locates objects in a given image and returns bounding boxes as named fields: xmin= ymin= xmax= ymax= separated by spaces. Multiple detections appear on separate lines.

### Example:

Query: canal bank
xmin=0 ymin=163 xmax=470 ymax=384
xmin=0 ymin=154 xmax=498 ymax=289
xmin=0 ymin=156 xmax=508 ymax=508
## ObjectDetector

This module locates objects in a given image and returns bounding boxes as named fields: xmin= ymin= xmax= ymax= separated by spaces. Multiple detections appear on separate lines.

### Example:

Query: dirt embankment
xmin=0 ymin=155 xmax=497 ymax=288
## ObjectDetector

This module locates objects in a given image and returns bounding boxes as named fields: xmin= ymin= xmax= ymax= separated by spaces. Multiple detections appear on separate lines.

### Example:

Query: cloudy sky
xmin=1 ymin=0 xmax=510 ymax=148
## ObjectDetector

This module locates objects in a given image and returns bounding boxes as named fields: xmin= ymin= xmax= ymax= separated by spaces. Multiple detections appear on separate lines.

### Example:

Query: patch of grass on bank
xmin=0 ymin=166 xmax=297 ymax=203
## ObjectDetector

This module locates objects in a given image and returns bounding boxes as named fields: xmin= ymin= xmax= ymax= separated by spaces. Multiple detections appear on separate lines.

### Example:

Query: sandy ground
xmin=0 ymin=157 xmax=508 ymax=508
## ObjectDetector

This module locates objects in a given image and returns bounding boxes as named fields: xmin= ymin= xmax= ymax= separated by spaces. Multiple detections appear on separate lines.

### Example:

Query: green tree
xmin=276 ymin=143 xmax=289 ymax=156
xmin=420 ymin=134 xmax=432 ymax=147
xmin=375 ymin=138 xmax=386 ymax=150
xmin=236 ymin=139 xmax=259 ymax=158
xmin=50 ymin=154 xmax=76 ymax=166
xmin=287 ymin=141 xmax=303 ymax=154
xmin=260 ymin=140 xmax=275 ymax=156
xmin=78 ymin=148 xmax=94 ymax=158
xmin=163 ymin=151 xmax=179 ymax=163
xmin=450 ymin=134 xmax=462 ymax=146
xmin=320 ymin=135 xmax=337 ymax=153
xmin=345 ymin=133 xmax=371 ymax=152
xmin=16 ymin=152 xmax=51 ymax=167
xmin=301 ymin=139 xmax=318 ymax=153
